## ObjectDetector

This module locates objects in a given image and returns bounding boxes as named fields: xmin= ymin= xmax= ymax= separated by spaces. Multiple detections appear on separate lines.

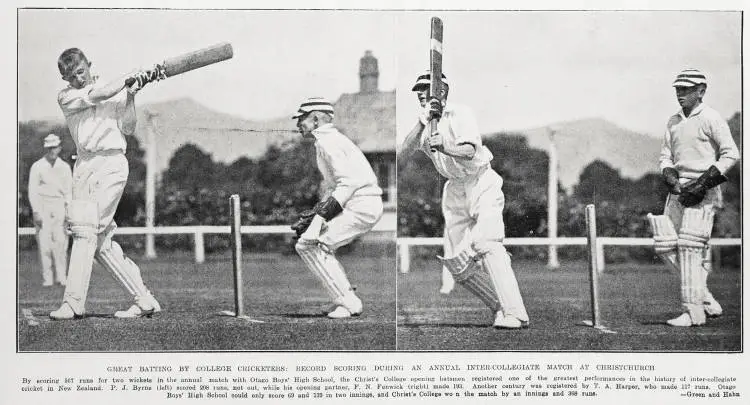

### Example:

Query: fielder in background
xmin=28 ymin=133 xmax=72 ymax=287
xmin=398 ymin=72 xmax=529 ymax=329
xmin=291 ymin=97 xmax=384 ymax=319
xmin=49 ymin=48 xmax=161 ymax=320
xmin=648 ymin=68 xmax=739 ymax=327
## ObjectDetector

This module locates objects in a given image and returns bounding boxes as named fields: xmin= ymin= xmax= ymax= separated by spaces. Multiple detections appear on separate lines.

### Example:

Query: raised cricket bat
xmin=429 ymin=17 xmax=443 ymax=152
xmin=125 ymin=42 xmax=234 ymax=87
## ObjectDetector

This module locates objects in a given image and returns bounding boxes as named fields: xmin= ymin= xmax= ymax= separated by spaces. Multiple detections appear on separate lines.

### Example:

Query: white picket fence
xmin=18 ymin=222 xmax=394 ymax=264
xmin=396 ymin=236 xmax=741 ymax=273
xmin=19 ymin=227 xmax=739 ymax=270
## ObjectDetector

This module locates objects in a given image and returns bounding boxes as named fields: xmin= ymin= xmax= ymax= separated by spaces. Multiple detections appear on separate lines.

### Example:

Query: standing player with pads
xmin=291 ymin=97 xmax=384 ymax=319
xmin=648 ymin=69 xmax=739 ymax=327
xmin=49 ymin=48 xmax=161 ymax=320
xmin=398 ymin=72 xmax=530 ymax=329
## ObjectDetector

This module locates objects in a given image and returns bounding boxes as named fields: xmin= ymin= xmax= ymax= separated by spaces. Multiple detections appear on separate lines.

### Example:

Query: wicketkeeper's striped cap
xmin=672 ymin=68 xmax=707 ymax=87
xmin=412 ymin=70 xmax=449 ymax=91
xmin=292 ymin=97 xmax=335 ymax=119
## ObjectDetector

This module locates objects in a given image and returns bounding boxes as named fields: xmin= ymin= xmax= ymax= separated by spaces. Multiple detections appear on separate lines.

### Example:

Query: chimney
xmin=359 ymin=50 xmax=378 ymax=93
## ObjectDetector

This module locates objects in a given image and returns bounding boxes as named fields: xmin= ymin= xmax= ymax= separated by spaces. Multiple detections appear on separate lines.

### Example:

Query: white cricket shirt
xmin=312 ymin=124 xmax=382 ymax=205
xmin=58 ymin=83 xmax=128 ymax=154
xmin=28 ymin=157 xmax=72 ymax=213
xmin=420 ymin=102 xmax=493 ymax=179
xmin=659 ymin=103 xmax=739 ymax=179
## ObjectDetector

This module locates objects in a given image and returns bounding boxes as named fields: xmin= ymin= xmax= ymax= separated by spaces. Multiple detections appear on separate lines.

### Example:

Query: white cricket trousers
xmin=35 ymin=198 xmax=69 ymax=285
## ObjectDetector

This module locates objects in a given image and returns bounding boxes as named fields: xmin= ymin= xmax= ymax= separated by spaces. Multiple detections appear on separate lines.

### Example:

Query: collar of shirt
xmin=311 ymin=123 xmax=336 ymax=140
xmin=41 ymin=157 xmax=61 ymax=168
xmin=678 ymin=102 xmax=706 ymax=119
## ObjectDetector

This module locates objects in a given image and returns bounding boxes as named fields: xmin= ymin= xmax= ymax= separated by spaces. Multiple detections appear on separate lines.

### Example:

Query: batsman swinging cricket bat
xmin=125 ymin=42 xmax=234 ymax=87
xmin=429 ymin=17 xmax=444 ymax=152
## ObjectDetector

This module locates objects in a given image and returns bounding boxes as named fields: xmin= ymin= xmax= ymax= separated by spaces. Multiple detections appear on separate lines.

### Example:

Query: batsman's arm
xmin=438 ymin=141 xmax=475 ymax=160
xmin=88 ymin=73 xmax=132 ymax=103
xmin=118 ymin=91 xmax=138 ymax=136
xmin=397 ymin=121 xmax=426 ymax=167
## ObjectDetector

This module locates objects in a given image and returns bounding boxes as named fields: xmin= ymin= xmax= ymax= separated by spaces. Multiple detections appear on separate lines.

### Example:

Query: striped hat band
xmin=412 ymin=71 xmax=449 ymax=91
xmin=292 ymin=97 xmax=335 ymax=119
xmin=672 ymin=69 xmax=707 ymax=87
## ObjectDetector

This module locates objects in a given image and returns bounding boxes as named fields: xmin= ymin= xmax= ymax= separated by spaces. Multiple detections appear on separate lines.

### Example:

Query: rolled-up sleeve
xmin=57 ymin=85 xmax=96 ymax=116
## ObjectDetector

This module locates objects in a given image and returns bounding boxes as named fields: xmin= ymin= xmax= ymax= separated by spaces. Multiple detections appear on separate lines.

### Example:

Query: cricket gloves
xmin=418 ymin=98 xmax=443 ymax=126
xmin=678 ymin=165 xmax=727 ymax=207
xmin=291 ymin=197 xmax=344 ymax=238
xmin=662 ymin=167 xmax=682 ymax=195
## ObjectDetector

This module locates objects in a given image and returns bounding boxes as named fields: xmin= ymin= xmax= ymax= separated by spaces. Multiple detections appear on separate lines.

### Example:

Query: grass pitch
xmin=397 ymin=256 xmax=741 ymax=352
xmin=17 ymin=244 xmax=397 ymax=352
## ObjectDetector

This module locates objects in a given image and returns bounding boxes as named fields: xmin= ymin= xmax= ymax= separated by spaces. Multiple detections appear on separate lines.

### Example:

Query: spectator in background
xmin=28 ymin=134 xmax=72 ymax=287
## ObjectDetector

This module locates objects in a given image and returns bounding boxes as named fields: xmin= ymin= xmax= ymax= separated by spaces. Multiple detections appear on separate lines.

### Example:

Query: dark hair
xmin=57 ymin=48 xmax=88 ymax=77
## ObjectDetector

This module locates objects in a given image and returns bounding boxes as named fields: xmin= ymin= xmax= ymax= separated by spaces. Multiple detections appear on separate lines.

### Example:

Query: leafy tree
xmin=162 ymin=144 xmax=217 ymax=191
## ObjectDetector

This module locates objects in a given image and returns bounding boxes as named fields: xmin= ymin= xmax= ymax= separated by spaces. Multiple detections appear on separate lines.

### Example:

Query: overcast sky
xmin=18 ymin=9 xmax=741 ymax=139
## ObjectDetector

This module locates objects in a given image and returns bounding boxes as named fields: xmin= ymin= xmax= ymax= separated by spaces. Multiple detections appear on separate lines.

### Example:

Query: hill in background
xmin=486 ymin=117 xmax=662 ymax=191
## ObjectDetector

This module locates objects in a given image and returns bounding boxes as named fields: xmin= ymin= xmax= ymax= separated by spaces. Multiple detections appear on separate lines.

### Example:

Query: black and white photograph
xmin=395 ymin=11 xmax=741 ymax=351
xmin=17 ymin=9 xmax=398 ymax=351
xmin=5 ymin=2 xmax=748 ymax=404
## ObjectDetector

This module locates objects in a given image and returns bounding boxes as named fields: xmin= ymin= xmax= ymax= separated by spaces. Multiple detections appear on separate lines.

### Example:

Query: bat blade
xmin=429 ymin=17 xmax=444 ymax=151
xmin=163 ymin=42 xmax=234 ymax=78
xmin=429 ymin=17 xmax=444 ymax=103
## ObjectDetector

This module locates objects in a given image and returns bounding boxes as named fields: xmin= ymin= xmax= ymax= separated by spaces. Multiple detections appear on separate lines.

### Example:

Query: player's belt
xmin=76 ymin=149 xmax=125 ymax=160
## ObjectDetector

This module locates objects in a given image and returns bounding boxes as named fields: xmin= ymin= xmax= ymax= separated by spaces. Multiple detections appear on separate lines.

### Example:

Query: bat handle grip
xmin=124 ymin=77 xmax=136 ymax=87
xmin=429 ymin=119 xmax=439 ymax=153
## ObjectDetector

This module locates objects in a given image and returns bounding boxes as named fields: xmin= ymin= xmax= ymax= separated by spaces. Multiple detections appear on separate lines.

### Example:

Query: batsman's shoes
xmin=42 ymin=281 xmax=54 ymax=287
xmin=667 ymin=313 xmax=703 ymax=327
xmin=493 ymin=313 xmax=529 ymax=329
xmin=114 ymin=304 xmax=155 ymax=319
xmin=439 ymin=285 xmax=454 ymax=295
xmin=327 ymin=306 xmax=361 ymax=319
xmin=319 ymin=303 xmax=338 ymax=315
xmin=136 ymin=292 xmax=162 ymax=314
xmin=703 ymin=298 xmax=723 ymax=318
xmin=327 ymin=294 xmax=363 ymax=319
xmin=49 ymin=302 xmax=83 ymax=320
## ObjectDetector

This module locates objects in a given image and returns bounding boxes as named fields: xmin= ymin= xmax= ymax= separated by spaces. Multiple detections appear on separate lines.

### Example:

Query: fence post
xmin=399 ymin=242 xmax=411 ymax=273
xmin=195 ymin=230 xmax=205 ymax=264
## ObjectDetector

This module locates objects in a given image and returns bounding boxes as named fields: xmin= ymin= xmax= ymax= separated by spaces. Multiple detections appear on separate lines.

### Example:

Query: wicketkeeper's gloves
xmin=678 ymin=165 xmax=727 ymax=207
xmin=662 ymin=167 xmax=682 ymax=195
xmin=290 ymin=197 xmax=344 ymax=238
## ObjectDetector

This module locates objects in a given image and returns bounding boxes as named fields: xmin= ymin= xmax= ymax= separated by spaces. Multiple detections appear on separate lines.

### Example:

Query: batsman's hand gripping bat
xmin=429 ymin=17 xmax=444 ymax=153
xmin=125 ymin=42 xmax=234 ymax=88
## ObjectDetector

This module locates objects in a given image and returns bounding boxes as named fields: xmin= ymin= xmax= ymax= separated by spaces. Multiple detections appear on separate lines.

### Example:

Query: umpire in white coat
xmin=28 ymin=134 xmax=72 ymax=286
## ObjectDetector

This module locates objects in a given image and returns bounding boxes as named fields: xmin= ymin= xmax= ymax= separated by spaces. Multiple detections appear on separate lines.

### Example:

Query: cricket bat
xmin=429 ymin=17 xmax=444 ymax=152
xmin=125 ymin=42 xmax=234 ymax=87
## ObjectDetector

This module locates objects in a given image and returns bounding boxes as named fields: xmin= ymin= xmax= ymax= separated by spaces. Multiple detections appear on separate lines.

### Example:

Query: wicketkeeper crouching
xmin=290 ymin=97 xmax=384 ymax=319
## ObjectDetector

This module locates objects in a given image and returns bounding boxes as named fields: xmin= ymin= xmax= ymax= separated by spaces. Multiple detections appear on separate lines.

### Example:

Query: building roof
xmin=333 ymin=90 xmax=396 ymax=154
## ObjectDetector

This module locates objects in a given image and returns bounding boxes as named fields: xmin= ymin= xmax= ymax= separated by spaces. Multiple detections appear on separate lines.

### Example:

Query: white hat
xmin=412 ymin=70 xmax=449 ymax=91
xmin=672 ymin=69 xmax=707 ymax=87
xmin=43 ymin=134 xmax=61 ymax=148
xmin=292 ymin=97 xmax=335 ymax=119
